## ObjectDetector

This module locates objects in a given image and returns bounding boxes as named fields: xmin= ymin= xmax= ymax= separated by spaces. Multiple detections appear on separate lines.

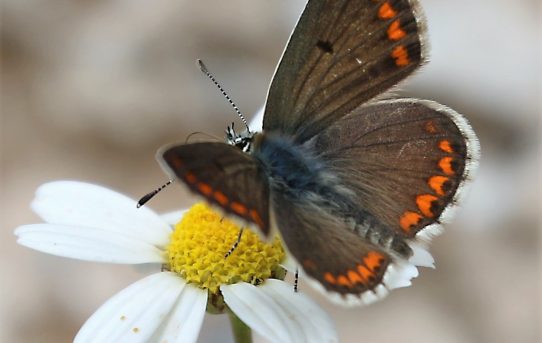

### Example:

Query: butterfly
xmin=157 ymin=0 xmax=479 ymax=305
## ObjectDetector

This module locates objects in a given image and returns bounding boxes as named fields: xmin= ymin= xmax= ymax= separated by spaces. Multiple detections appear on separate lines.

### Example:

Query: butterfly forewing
xmin=313 ymin=99 xmax=478 ymax=239
xmin=264 ymin=0 xmax=425 ymax=143
xmin=161 ymin=142 xmax=271 ymax=236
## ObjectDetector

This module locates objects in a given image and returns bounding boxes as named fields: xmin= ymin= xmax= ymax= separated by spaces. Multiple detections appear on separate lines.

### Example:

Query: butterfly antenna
xmin=185 ymin=131 xmax=222 ymax=143
xmin=137 ymin=180 xmax=174 ymax=208
xmin=197 ymin=59 xmax=250 ymax=133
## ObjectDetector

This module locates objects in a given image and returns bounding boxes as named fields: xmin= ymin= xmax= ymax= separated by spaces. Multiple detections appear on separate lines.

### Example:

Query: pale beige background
xmin=1 ymin=0 xmax=540 ymax=342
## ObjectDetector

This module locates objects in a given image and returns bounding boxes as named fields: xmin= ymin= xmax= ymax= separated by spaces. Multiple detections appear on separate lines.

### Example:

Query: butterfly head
xmin=226 ymin=122 xmax=255 ymax=153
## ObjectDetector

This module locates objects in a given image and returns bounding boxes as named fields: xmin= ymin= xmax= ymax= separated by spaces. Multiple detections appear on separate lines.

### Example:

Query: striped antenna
xmin=197 ymin=59 xmax=250 ymax=132
xmin=137 ymin=180 xmax=174 ymax=208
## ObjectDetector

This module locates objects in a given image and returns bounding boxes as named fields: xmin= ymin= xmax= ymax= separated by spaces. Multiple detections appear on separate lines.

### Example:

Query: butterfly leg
xmin=224 ymin=227 xmax=244 ymax=258
xmin=294 ymin=268 xmax=300 ymax=293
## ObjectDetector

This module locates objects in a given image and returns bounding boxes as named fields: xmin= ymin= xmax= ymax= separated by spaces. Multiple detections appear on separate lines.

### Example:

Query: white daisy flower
xmin=15 ymin=181 xmax=338 ymax=343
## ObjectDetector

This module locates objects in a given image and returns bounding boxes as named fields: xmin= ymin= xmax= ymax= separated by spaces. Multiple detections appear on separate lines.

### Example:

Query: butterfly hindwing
xmin=160 ymin=142 xmax=271 ymax=236
xmin=264 ymin=0 xmax=425 ymax=143
xmin=312 ymin=99 xmax=479 ymax=239
xmin=271 ymin=189 xmax=419 ymax=305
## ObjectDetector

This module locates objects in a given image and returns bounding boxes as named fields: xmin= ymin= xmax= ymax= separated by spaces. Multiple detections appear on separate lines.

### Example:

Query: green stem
xmin=228 ymin=311 xmax=253 ymax=343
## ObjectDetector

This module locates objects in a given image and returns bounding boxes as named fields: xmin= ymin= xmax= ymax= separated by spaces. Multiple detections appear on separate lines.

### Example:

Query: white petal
xmin=160 ymin=209 xmax=188 ymax=227
xmin=221 ymin=282 xmax=302 ymax=343
xmin=150 ymin=284 xmax=207 ymax=343
xmin=259 ymin=279 xmax=338 ymax=343
xmin=249 ymin=106 xmax=264 ymax=132
xmin=15 ymin=224 xmax=165 ymax=264
xmin=383 ymin=262 xmax=419 ymax=290
xmin=32 ymin=181 xmax=171 ymax=247
xmin=408 ymin=242 xmax=435 ymax=268
xmin=75 ymin=273 xmax=188 ymax=343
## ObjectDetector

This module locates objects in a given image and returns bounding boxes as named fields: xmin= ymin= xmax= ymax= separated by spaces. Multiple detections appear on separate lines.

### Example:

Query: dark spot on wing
xmin=316 ymin=40 xmax=334 ymax=53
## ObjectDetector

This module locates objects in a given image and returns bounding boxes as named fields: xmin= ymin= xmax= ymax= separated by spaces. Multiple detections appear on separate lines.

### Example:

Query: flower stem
xmin=228 ymin=311 xmax=252 ymax=343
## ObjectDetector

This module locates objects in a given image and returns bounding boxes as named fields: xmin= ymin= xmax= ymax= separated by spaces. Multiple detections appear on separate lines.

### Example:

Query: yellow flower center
xmin=166 ymin=203 xmax=285 ymax=294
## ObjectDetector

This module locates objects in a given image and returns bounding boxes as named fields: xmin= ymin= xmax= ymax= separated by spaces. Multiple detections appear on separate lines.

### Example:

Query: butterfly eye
xmin=225 ymin=123 xmax=254 ymax=152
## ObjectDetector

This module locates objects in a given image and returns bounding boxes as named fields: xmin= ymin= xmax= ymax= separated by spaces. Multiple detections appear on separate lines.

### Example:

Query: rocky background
xmin=1 ymin=0 xmax=540 ymax=342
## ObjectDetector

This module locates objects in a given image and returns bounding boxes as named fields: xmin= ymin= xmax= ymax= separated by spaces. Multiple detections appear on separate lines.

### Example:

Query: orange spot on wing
xmin=417 ymin=194 xmax=439 ymax=217
xmin=354 ymin=265 xmax=368 ymax=281
xmin=213 ymin=191 xmax=229 ymax=206
xmin=400 ymin=211 xmax=423 ymax=233
xmin=429 ymin=176 xmax=450 ymax=196
xmin=337 ymin=275 xmax=352 ymax=288
xmin=185 ymin=172 xmax=197 ymax=184
xmin=439 ymin=157 xmax=455 ymax=175
xmin=324 ymin=272 xmax=337 ymax=285
xmin=391 ymin=45 xmax=410 ymax=66
xmin=439 ymin=140 xmax=454 ymax=153
xmin=387 ymin=20 xmax=406 ymax=40
xmin=357 ymin=265 xmax=374 ymax=280
xmin=347 ymin=270 xmax=364 ymax=285
xmin=249 ymin=209 xmax=264 ymax=228
xmin=364 ymin=251 xmax=385 ymax=272
xmin=378 ymin=2 xmax=397 ymax=19
xmin=197 ymin=182 xmax=213 ymax=196
xmin=230 ymin=202 xmax=248 ymax=216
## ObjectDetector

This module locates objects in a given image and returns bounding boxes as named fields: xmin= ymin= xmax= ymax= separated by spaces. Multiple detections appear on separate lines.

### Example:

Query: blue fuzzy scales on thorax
xmin=252 ymin=133 xmax=325 ymax=192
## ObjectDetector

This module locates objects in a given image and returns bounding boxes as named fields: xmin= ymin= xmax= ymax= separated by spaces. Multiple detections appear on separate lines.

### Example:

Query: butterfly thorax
xmin=252 ymin=133 xmax=328 ymax=192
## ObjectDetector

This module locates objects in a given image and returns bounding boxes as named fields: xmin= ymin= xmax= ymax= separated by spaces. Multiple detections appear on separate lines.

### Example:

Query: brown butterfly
xmin=158 ymin=0 xmax=479 ymax=305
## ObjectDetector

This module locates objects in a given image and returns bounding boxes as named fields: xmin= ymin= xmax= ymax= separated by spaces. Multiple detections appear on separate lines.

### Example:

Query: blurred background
xmin=1 ymin=0 xmax=540 ymax=342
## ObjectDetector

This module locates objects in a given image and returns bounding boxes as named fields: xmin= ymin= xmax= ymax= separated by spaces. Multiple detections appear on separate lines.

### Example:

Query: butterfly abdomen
xmin=349 ymin=213 xmax=412 ymax=258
